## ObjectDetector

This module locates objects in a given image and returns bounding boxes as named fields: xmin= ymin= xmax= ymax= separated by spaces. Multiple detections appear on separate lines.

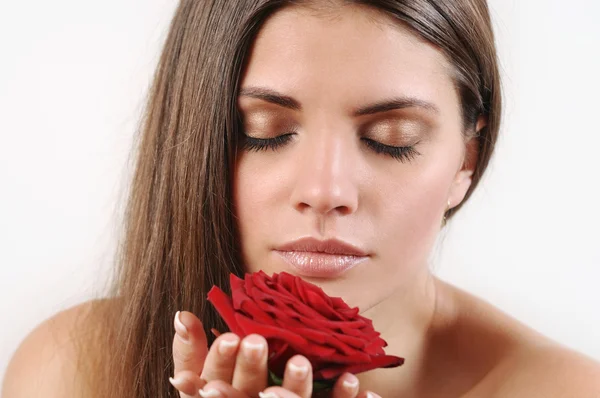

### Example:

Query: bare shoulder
xmin=464 ymin=342 xmax=600 ymax=397
xmin=1 ymin=298 xmax=119 ymax=398
xmin=441 ymin=282 xmax=600 ymax=397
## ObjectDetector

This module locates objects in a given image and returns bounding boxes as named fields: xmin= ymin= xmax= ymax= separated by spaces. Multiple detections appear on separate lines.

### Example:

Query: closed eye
xmin=240 ymin=133 xmax=421 ymax=163
xmin=361 ymin=138 xmax=421 ymax=163
xmin=241 ymin=133 xmax=295 ymax=152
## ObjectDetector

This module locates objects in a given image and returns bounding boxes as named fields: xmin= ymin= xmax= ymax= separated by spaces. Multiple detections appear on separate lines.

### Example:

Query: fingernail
xmin=258 ymin=392 xmax=279 ymax=398
xmin=168 ymin=375 xmax=184 ymax=388
xmin=287 ymin=361 xmax=308 ymax=380
xmin=174 ymin=311 xmax=190 ymax=343
xmin=366 ymin=392 xmax=381 ymax=398
xmin=242 ymin=340 xmax=265 ymax=363
xmin=199 ymin=388 xmax=222 ymax=398
xmin=342 ymin=374 xmax=358 ymax=390
xmin=218 ymin=335 xmax=239 ymax=356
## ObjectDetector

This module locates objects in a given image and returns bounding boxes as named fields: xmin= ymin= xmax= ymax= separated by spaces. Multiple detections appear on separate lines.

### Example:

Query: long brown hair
xmin=75 ymin=0 xmax=502 ymax=396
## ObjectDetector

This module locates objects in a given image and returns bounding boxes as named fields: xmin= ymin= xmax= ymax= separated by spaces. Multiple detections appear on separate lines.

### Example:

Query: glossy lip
xmin=274 ymin=237 xmax=369 ymax=257
xmin=273 ymin=237 xmax=369 ymax=277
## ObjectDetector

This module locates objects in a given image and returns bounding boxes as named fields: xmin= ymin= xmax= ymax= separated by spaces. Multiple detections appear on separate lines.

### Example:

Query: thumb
xmin=173 ymin=310 xmax=209 ymax=376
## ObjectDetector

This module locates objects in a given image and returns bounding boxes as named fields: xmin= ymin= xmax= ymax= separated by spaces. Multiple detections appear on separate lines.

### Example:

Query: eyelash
xmin=361 ymin=138 xmax=421 ymax=162
xmin=241 ymin=133 xmax=421 ymax=163
xmin=241 ymin=134 xmax=294 ymax=152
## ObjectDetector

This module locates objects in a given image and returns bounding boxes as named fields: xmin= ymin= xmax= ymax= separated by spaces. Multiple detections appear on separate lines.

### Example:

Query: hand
xmin=169 ymin=311 xmax=210 ymax=397
xmin=169 ymin=311 xmax=381 ymax=398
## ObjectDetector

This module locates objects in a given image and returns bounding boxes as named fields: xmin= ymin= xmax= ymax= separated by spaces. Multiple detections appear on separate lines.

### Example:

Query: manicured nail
xmin=174 ymin=311 xmax=190 ymax=343
xmin=366 ymin=392 xmax=382 ymax=398
xmin=199 ymin=388 xmax=222 ymax=398
xmin=342 ymin=374 xmax=359 ymax=390
xmin=218 ymin=335 xmax=239 ymax=356
xmin=168 ymin=375 xmax=185 ymax=388
xmin=258 ymin=392 xmax=279 ymax=398
xmin=287 ymin=361 xmax=308 ymax=380
xmin=242 ymin=340 xmax=265 ymax=363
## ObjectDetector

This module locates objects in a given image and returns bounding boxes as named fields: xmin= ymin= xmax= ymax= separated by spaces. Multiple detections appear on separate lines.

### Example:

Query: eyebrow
xmin=239 ymin=87 xmax=302 ymax=111
xmin=238 ymin=86 xmax=440 ymax=116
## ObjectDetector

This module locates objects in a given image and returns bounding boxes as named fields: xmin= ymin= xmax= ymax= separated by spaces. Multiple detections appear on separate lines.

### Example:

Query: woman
xmin=4 ymin=0 xmax=600 ymax=397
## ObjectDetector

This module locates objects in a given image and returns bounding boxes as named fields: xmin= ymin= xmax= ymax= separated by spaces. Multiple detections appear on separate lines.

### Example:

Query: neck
xmin=357 ymin=268 xmax=453 ymax=396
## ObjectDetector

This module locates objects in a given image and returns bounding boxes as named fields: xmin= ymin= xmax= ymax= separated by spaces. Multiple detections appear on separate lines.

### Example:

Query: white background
xmin=1 ymin=0 xmax=599 ymax=383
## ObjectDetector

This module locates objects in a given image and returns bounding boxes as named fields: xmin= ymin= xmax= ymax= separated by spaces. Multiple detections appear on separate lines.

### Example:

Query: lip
xmin=274 ymin=237 xmax=369 ymax=277
xmin=275 ymin=237 xmax=369 ymax=257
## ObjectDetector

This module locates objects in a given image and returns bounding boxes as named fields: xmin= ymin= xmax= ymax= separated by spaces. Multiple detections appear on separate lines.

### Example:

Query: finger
xmin=173 ymin=311 xmax=209 ymax=376
xmin=281 ymin=355 xmax=312 ymax=398
xmin=258 ymin=386 xmax=302 ymax=398
xmin=331 ymin=373 xmax=360 ymax=398
xmin=199 ymin=333 xmax=241 ymax=383
xmin=358 ymin=392 xmax=381 ymax=398
xmin=231 ymin=334 xmax=268 ymax=397
xmin=358 ymin=391 xmax=381 ymax=398
xmin=169 ymin=370 xmax=207 ymax=398
xmin=198 ymin=379 xmax=248 ymax=398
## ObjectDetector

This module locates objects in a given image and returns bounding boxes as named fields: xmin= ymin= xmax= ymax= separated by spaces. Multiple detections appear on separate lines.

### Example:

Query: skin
xmin=163 ymin=6 xmax=566 ymax=398
xmin=174 ymin=3 xmax=484 ymax=398
xmin=3 ymin=3 xmax=600 ymax=398
xmin=151 ymin=2 xmax=598 ymax=398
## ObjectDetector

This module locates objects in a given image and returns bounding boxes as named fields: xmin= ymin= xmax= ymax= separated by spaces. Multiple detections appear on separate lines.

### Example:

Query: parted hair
xmin=75 ymin=1 xmax=501 ymax=397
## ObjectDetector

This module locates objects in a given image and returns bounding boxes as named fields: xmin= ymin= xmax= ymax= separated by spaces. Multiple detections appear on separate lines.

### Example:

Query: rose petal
xmin=252 ymin=285 xmax=332 ymax=322
xmin=234 ymin=313 xmax=308 ymax=348
xmin=364 ymin=338 xmax=387 ymax=355
xmin=232 ymin=280 xmax=274 ymax=325
xmin=235 ymin=314 xmax=336 ymax=358
xmin=318 ymin=350 xmax=372 ymax=365
xmin=268 ymin=340 xmax=288 ymax=361
xmin=334 ymin=354 xmax=405 ymax=375
xmin=306 ymin=290 xmax=341 ymax=319
xmin=232 ymin=284 xmax=251 ymax=310
xmin=244 ymin=273 xmax=256 ymax=295
xmin=286 ymin=296 xmax=332 ymax=321
xmin=234 ymin=315 xmax=338 ymax=359
xmin=278 ymin=272 xmax=297 ymax=295
xmin=253 ymin=272 xmax=298 ymax=303
xmin=312 ymin=365 xmax=350 ymax=381
xmin=299 ymin=315 xmax=369 ymax=334
xmin=328 ymin=330 xmax=368 ymax=349
xmin=292 ymin=275 xmax=310 ymax=303
xmin=255 ymin=298 xmax=307 ymax=329
xmin=267 ymin=342 xmax=293 ymax=377
xmin=304 ymin=280 xmax=333 ymax=307
xmin=330 ymin=296 xmax=353 ymax=311
xmin=275 ymin=282 xmax=295 ymax=299
xmin=333 ymin=320 xmax=380 ymax=338
xmin=206 ymin=286 xmax=244 ymax=336
xmin=239 ymin=298 xmax=276 ymax=324
xmin=230 ymin=273 xmax=245 ymax=291
xmin=287 ymin=326 xmax=364 ymax=357
xmin=338 ymin=307 xmax=360 ymax=319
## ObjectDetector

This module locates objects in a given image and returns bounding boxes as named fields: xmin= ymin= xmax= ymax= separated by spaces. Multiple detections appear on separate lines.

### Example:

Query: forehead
xmin=239 ymin=4 xmax=457 ymax=113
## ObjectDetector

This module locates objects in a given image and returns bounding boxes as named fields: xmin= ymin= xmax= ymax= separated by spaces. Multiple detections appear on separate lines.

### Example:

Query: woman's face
xmin=233 ymin=4 xmax=477 ymax=310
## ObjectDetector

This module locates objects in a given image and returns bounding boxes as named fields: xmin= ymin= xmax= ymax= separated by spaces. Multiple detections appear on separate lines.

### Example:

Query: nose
xmin=290 ymin=133 xmax=359 ymax=216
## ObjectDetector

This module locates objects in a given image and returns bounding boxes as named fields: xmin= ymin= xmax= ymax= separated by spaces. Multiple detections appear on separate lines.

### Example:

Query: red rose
xmin=207 ymin=271 xmax=404 ymax=381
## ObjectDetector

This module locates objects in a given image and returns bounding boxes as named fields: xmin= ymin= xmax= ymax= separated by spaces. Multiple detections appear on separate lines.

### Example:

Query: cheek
xmin=373 ymin=142 xmax=461 ymax=264
xmin=234 ymin=153 xmax=287 ymax=217
xmin=232 ymin=154 xmax=285 ymax=269
xmin=375 ymin=180 xmax=441 ymax=265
